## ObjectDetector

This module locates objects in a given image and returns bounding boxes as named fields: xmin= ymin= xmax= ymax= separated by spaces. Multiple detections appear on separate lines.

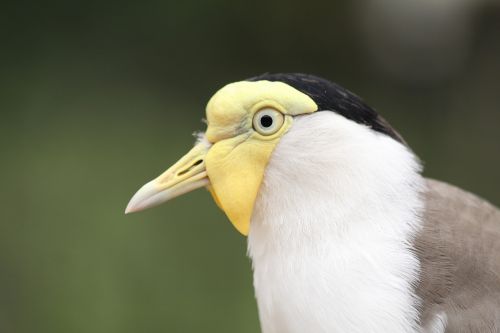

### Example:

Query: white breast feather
xmin=248 ymin=112 xmax=426 ymax=333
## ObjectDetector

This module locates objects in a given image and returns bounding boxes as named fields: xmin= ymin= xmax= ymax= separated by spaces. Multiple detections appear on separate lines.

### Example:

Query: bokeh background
xmin=1 ymin=0 xmax=499 ymax=332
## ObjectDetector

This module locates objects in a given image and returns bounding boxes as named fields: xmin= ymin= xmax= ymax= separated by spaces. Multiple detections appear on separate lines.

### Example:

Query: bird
xmin=125 ymin=73 xmax=500 ymax=333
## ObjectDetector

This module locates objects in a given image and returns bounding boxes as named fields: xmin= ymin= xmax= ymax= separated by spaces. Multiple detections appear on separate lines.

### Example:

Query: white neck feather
xmin=248 ymin=112 xmax=425 ymax=333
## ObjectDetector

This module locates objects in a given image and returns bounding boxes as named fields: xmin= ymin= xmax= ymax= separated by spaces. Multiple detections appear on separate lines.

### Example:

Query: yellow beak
xmin=125 ymin=142 xmax=210 ymax=214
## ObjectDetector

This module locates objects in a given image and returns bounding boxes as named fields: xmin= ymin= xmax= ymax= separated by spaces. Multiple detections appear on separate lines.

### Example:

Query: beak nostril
xmin=177 ymin=159 xmax=204 ymax=176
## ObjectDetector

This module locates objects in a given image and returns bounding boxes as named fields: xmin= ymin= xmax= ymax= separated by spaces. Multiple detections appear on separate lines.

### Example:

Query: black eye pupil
xmin=260 ymin=115 xmax=273 ymax=128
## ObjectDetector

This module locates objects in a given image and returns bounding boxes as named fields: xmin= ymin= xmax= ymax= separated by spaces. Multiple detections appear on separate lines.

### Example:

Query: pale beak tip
xmin=124 ymin=202 xmax=137 ymax=215
xmin=125 ymin=194 xmax=147 ymax=215
xmin=124 ymin=189 xmax=147 ymax=214
xmin=124 ymin=181 xmax=156 ymax=215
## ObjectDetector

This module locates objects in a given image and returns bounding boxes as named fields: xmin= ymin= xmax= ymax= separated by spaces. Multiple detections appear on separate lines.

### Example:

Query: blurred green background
xmin=1 ymin=0 xmax=499 ymax=332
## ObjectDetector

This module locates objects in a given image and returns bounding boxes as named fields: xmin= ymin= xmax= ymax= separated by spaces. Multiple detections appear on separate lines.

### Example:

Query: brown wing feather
xmin=415 ymin=179 xmax=500 ymax=332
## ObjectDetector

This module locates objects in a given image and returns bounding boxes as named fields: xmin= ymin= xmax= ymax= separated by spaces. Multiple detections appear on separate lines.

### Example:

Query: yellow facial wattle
xmin=125 ymin=80 xmax=317 ymax=236
xmin=203 ymin=81 xmax=317 ymax=235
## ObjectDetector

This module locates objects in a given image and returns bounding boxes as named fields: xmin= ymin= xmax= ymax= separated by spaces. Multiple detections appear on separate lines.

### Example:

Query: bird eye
xmin=252 ymin=108 xmax=284 ymax=136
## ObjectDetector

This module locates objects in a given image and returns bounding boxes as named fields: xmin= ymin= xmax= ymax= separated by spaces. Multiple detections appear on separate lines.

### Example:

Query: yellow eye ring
xmin=252 ymin=108 xmax=285 ymax=136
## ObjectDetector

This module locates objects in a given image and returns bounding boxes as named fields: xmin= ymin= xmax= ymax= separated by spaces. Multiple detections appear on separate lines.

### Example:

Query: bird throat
xmin=246 ymin=112 xmax=425 ymax=332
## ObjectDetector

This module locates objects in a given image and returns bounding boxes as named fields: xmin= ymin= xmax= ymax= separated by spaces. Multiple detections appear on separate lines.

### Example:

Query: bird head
xmin=125 ymin=73 xmax=404 ymax=235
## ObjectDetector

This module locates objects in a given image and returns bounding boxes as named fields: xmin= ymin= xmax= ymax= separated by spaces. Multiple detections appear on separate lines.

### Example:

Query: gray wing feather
xmin=416 ymin=179 xmax=500 ymax=333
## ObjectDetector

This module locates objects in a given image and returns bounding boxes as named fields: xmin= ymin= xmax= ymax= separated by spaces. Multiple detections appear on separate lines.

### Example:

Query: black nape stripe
xmin=246 ymin=73 xmax=405 ymax=144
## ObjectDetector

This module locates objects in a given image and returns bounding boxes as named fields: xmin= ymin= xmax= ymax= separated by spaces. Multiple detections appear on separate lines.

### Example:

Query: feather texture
xmin=248 ymin=111 xmax=500 ymax=332
xmin=248 ymin=111 xmax=424 ymax=332
xmin=417 ymin=179 xmax=500 ymax=332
